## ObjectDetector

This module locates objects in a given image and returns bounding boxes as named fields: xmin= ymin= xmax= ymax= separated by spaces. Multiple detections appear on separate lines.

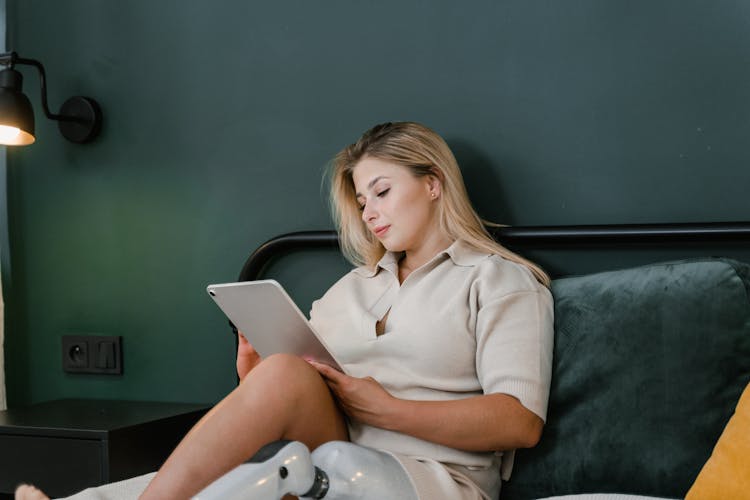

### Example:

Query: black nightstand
xmin=0 ymin=399 xmax=210 ymax=498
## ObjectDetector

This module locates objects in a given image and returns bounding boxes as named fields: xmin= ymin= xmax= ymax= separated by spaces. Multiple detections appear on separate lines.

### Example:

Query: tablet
xmin=206 ymin=279 xmax=345 ymax=373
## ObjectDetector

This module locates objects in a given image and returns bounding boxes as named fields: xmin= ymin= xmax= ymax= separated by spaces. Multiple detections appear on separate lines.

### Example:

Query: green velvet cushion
xmin=502 ymin=258 xmax=750 ymax=500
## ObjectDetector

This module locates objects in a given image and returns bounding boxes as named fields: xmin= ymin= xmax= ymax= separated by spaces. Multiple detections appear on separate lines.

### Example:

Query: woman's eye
xmin=376 ymin=188 xmax=390 ymax=198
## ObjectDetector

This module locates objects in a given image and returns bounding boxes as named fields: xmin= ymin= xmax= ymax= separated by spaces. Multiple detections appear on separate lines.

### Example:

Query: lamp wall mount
xmin=0 ymin=51 xmax=102 ymax=145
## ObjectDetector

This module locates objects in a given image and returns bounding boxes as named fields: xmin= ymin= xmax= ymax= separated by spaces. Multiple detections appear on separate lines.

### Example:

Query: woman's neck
xmin=398 ymin=234 xmax=454 ymax=282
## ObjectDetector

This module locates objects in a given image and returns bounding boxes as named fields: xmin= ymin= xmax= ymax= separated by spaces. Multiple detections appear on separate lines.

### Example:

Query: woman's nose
xmin=362 ymin=204 xmax=376 ymax=222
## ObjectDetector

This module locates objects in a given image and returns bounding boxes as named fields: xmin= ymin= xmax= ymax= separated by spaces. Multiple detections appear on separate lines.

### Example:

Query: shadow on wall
xmin=448 ymin=139 xmax=514 ymax=225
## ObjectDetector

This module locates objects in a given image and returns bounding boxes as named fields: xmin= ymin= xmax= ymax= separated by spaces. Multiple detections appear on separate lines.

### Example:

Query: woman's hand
xmin=310 ymin=361 xmax=398 ymax=428
xmin=236 ymin=333 xmax=262 ymax=381
xmin=312 ymin=362 xmax=543 ymax=451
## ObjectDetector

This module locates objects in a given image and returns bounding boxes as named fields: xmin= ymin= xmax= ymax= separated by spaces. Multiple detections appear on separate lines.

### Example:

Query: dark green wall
xmin=3 ymin=1 xmax=750 ymax=406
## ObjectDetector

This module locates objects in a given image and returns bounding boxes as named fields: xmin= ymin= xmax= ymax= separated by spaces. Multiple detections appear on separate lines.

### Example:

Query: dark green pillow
xmin=502 ymin=258 xmax=750 ymax=500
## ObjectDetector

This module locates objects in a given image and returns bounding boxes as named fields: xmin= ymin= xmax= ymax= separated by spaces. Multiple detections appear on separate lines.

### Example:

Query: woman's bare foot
xmin=14 ymin=484 xmax=50 ymax=500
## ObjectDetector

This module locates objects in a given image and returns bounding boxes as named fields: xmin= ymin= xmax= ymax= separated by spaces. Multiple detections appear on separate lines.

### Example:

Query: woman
xmin=17 ymin=122 xmax=553 ymax=500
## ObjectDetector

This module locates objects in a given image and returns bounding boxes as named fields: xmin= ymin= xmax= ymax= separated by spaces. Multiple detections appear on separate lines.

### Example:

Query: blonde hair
xmin=329 ymin=122 xmax=550 ymax=287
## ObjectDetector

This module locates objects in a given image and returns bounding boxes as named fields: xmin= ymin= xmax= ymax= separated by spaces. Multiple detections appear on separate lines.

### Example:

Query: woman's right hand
xmin=236 ymin=332 xmax=262 ymax=380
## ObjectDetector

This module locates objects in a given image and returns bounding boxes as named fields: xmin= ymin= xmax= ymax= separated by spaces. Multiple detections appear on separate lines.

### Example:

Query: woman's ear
xmin=426 ymin=174 xmax=442 ymax=199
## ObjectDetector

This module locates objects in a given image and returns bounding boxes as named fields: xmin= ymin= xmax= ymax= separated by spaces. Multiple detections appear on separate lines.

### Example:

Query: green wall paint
xmin=3 ymin=1 xmax=750 ymax=406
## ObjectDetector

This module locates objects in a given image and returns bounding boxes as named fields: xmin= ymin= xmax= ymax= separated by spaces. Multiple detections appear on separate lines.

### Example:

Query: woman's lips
xmin=373 ymin=225 xmax=390 ymax=237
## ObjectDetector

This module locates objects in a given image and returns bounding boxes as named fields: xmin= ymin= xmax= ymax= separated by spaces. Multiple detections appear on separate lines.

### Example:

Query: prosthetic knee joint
xmin=193 ymin=440 xmax=418 ymax=500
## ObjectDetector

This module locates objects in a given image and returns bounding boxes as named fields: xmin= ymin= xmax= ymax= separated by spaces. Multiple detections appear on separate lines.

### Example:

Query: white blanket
xmin=56 ymin=473 xmax=154 ymax=500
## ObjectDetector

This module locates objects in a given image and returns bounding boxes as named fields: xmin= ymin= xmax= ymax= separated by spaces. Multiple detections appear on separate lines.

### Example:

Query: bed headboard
xmin=238 ymin=221 xmax=750 ymax=282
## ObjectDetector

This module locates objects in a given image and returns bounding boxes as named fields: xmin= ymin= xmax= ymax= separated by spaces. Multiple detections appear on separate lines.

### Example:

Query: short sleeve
xmin=474 ymin=265 xmax=554 ymax=422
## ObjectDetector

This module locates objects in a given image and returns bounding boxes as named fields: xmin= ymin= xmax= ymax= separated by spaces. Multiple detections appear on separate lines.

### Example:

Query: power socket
xmin=62 ymin=335 xmax=123 ymax=375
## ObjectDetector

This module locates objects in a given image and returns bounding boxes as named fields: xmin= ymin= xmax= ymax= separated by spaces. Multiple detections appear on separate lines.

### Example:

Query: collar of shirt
xmin=352 ymin=239 xmax=490 ymax=278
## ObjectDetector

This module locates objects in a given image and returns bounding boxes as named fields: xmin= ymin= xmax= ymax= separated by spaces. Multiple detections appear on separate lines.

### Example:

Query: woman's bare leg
xmin=14 ymin=485 xmax=49 ymax=500
xmin=140 ymin=354 xmax=348 ymax=500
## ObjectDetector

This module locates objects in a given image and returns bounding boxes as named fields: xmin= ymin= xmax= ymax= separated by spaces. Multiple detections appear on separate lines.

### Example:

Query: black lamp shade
xmin=0 ymin=68 xmax=36 ymax=145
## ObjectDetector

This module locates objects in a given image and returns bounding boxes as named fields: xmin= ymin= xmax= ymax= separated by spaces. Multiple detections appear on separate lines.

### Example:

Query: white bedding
xmin=55 ymin=473 xmax=154 ymax=500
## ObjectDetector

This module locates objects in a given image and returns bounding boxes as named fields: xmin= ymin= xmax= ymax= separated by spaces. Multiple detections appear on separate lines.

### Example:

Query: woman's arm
xmin=311 ymin=362 xmax=543 ymax=452
xmin=384 ymin=392 xmax=544 ymax=451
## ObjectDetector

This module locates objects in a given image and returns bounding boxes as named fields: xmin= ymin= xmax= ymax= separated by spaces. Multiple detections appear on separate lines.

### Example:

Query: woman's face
xmin=352 ymin=156 xmax=442 ymax=254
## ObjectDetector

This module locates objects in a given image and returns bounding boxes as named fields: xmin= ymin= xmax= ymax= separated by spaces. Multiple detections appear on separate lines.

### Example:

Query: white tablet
xmin=206 ymin=279 xmax=345 ymax=373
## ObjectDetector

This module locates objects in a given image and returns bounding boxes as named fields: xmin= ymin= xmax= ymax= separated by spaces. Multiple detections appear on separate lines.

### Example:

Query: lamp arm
xmin=13 ymin=56 xmax=79 ymax=123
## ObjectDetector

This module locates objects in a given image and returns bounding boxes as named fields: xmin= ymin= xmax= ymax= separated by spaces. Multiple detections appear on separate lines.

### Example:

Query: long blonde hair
xmin=329 ymin=122 xmax=550 ymax=287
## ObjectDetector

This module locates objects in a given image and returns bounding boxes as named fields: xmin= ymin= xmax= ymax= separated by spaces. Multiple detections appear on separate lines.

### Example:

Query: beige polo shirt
xmin=309 ymin=239 xmax=554 ymax=480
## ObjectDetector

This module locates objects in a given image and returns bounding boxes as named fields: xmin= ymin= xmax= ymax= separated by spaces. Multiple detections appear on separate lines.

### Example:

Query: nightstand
xmin=0 ymin=399 xmax=209 ymax=498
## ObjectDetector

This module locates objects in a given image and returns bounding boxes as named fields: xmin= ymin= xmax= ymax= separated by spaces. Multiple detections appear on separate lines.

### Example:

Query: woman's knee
xmin=243 ymin=354 xmax=347 ymax=442
xmin=253 ymin=353 xmax=320 ymax=381
xmin=241 ymin=354 xmax=329 ymax=401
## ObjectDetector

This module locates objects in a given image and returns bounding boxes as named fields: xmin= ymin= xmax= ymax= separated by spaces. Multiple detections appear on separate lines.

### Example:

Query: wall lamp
xmin=0 ymin=51 xmax=102 ymax=146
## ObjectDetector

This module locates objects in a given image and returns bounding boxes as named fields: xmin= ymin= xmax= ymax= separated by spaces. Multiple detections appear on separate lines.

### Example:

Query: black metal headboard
xmin=238 ymin=221 xmax=750 ymax=282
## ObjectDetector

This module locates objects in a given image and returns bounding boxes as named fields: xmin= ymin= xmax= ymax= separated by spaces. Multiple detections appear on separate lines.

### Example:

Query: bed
xmin=233 ymin=221 xmax=750 ymax=499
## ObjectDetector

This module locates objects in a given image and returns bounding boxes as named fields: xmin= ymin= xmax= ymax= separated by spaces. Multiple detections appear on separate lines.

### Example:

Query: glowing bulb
xmin=0 ymin=124 xmax=35 ymax=145
xmin=0 ymin=125 xmax=21 ymax=142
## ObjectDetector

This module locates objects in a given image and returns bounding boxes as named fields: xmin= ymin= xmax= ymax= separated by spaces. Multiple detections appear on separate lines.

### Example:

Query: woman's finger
xmin=309 ymin=360 xmax=343 ymax=383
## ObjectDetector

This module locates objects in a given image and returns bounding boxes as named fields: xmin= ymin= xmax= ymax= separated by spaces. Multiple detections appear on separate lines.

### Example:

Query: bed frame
xmin=238 ymin=221 xmax=750 ymax=282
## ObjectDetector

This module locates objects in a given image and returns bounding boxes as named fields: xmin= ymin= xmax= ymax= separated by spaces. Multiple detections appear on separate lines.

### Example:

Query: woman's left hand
xmin=309 ymin=361 xmax=397 ymax=428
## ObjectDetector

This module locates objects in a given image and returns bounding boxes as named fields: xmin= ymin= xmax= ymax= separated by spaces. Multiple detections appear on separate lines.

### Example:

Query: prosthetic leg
xmin=193 ymin=440 xmax=418 ymax=500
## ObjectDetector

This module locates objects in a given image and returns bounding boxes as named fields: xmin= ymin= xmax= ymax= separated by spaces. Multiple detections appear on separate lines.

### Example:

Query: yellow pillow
xmin=686 ymin=381 xmax=750 ymax=500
